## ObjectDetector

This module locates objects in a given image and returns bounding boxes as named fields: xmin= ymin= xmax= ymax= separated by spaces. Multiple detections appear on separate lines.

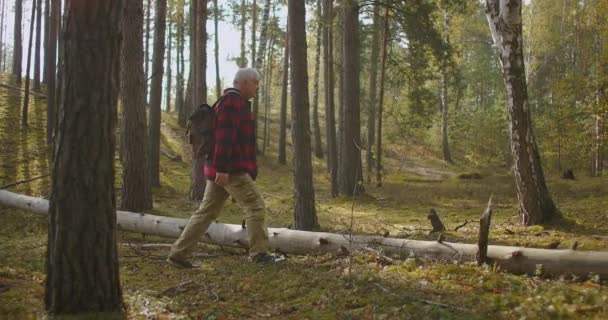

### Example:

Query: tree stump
xmin=477 ymin=196 xmax=493 ymax=266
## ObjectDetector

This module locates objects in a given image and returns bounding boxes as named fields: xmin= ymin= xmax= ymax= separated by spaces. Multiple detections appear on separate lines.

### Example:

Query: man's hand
xmin=215 ymin=172 xmax=229 ymax=187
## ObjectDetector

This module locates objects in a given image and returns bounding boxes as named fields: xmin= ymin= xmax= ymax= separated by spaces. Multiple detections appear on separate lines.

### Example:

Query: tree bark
xmin=366 ymin=4 xmax=380 ymax=183
xmin=214 ymin=0 xmax=220 ymax=99
xmin=376 ymin=7 xmax=389 ymax=187
xmin=339 ymin=0 xmax=362 ymax=196
xmin=33 ymin=0 xmax=42 ymax=90
xmin=144 ymin=0 xmax=151 ymax=104
xmin=0 ymin=0 xmax=5 ymax=72
xmin=440 ymin=8 xmax=452 ymax=164
xmin=42 ymin=0 xmax=48 ymax=83
xmin=165 ymin=20 xmax=172 ymax=112
xmin=289 ymin=0 xmax=318 ymax=231
xmin=485 ymin=0 xmax=559 ymax=225
xmin=43 ymin=0 xmax=123 ymax=314
xmin=13 ymin=0 xmax=23 ymax=81
xmin=45 ymin=0 xmax=59 ymax=144
xmin=22 ymin=0 xmax=36 ymax=128
xmin=238 ymin=0 xmax=247 ymax=67
xmin=121 ymin=0 xmax=153 ymax=212
xmin=311 ymin=0 xmax=323 ymax=159
xmin=4 ymin=190 xmax=608 ymax=280
xmin=323 ymin=0 xmax=338 ymax=197
xmin=175 ymin=1 xmax=186 ymax=126
xmin=278 ymin=21 xmax=288 ymax=165
xmin=148 ymin=0 xmax=167 ymax=187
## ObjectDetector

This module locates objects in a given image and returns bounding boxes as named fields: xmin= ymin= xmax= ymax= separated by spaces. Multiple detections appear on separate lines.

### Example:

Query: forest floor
xmin=0 ymin=81 xmax=607 ymax=319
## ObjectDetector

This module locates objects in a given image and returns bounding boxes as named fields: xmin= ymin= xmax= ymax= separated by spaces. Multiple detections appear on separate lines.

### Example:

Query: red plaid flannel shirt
xmin=204 ymin=88 xmax=257 ymax=180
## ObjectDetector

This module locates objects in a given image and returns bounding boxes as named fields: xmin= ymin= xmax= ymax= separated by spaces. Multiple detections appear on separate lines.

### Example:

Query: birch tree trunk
xmin=289 ymin=0 xmax=318 ymax=231
xmin=485 ymin=0 xmax=558 ymax=225
xmin=44 ymin=0 xmax=123 ymax=313
xmin=3 ymin=190 xmax=607 ymax=280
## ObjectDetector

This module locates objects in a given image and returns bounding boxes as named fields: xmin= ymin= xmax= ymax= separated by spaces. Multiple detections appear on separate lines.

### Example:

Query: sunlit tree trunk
xmin=148 ymin=0 xmax=167 ymax=187
xmin=121 ymin=0 xmax=153 ymax=212
xmin=485 ymin=0 xmax=559 ymax=225
xmin=323 ymin=0 xmax=338 ymax=196
xmin=45 ymin=0 xmax=123 ymax=315
xmin=288 ymin=0 xmax=318 ymax=230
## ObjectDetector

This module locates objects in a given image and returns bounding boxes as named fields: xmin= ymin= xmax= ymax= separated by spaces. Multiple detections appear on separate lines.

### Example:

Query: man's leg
xmin=168 ymin=180 xmax=229 ymax=261
xmin=224 ymin=173 xmax=269 ymax=257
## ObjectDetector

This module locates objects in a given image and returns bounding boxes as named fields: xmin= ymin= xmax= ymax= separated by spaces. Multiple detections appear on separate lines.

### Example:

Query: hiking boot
xmin=251 ymin=253 xmax=286 ymax=264
xmin=166 ymin=256 xmax=194 ymax=269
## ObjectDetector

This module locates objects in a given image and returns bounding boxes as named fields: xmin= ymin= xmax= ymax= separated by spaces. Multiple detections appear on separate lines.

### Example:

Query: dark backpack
xmin=187 ymin=103 xmax=216 ymax=160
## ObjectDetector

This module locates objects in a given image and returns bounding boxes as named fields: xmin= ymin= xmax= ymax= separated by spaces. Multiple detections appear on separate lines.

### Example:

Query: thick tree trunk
xmin=45 ymin=0 xmax=59 ymax=144
xmin=440 ymin=9 xmax=452 ymax=164
xmin=121 ymin=0 xmax=153 ymax=212
xmin=13 ymin=0 xmax=23 ymax=81
xmin=4 ymin=190 xmax=608 ymax=280
xmin=366 ymin=4 xmax=380 ymax=183
xmin=339 ymin=0 xmax=362 ymax=196
xmin=22 ymin=0 xmax=36 ymax=128
xmin=165 ymin=21 xmax=172 ymax=112
xmin=148 ymin=0 xmax=167 ymax=187
xmin=323 ymin=0 xmax=338 ymax=197
xmin=376 ymin=7 xmax=389 ymax=187
xmin=43 ymin=0 xmax=123 ymax=314
xmin=33 ymin=0 xmax=42 ymax=90
xmin=311 ymin=0 xmax=323 ymax=159
xmin=485 ymin=0 xmax=558 ymax=225
xmin=214 ymin=0 xmax=220 ymax=99
xmin=288 ymin=0 xmax=318 ymax=231
xmin=278 ymin=22 xmax=288 ymax=165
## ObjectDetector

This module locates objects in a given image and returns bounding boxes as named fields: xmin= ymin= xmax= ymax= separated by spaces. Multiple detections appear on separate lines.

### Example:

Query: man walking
xmin=167 ymin=68 xmax=280 ymax=267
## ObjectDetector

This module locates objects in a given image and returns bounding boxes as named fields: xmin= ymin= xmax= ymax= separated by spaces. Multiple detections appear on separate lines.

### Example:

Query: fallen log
xmin=1 ymin=190 xmax=608 ymax=279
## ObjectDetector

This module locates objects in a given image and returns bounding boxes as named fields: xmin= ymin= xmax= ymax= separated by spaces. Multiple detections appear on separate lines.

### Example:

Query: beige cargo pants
xmin=168 ymin=173 xmax=269 ymax=260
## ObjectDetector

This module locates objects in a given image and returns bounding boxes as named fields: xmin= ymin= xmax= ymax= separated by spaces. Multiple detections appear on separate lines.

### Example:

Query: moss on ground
xmin=0 ymin=84 xmax=606 ymax=319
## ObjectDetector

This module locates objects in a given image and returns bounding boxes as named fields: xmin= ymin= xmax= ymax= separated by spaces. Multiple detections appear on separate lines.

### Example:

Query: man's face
xmin=241 ymin=78 xmax=259 ymax=100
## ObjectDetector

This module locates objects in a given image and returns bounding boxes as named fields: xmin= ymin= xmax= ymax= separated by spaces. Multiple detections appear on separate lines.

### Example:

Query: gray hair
xmin=233 ymin=68 xmax=261 ymax=87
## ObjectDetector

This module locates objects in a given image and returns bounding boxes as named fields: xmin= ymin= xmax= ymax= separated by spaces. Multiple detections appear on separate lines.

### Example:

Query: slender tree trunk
xmin=485 ymin=0 xmax=559 ymax=225
xmin=366 ymin=4 xmax=380 ymax=183
xmin=376 ymin=7 xmax=389 ymax=187
xmin=262 ymin=32 xmax=274 ymax=154
xmin=239 ymin=0 xmax=246 ymax=67
xmin=33 ymin=0 xmax=41 ymax=90
xmin=165 ymin=21 xmax=172 ymax=112
xmin=22 ymin=0 xmax=36 ymax=128
xmin=45 ymin=0 xmax=59 ymax=144
xmin=144 ymin=0 xmax=151 ymax=104
xmin=311 ymin=0 xmax=323 ymax=159
xmin=45 ymin=0 xmax=123 ymax=315
xmin=440 ymin=8 xmax=452 ymax=163
xmin=176 ymin=0 xmax=186 ymax=125
xmin=278 ymin=21 xmax=288 ymax=165
xmin=323 ymin=0 xmax=338 ymax=197
xmin=251 ymin=0 xmax=256 ymax=68
xmin=42 ymin=0 xmax=48 ymax=83
xmin=339 ymin=0 xmax=361 ymax=196
xmin=13 ymin=0 xmax=24 ymax=81
xmin=148 ymin=0 xmax=167 ymax=187
xmin=252 ymin=0 xmax=270 ymax=145
xmin=0 ymin=0 xmax=5 ymax=72
xmin=121 ymin=0 xmax=152 ymax=212
xmin=288 ymin=0 xmax=318 ymax=231
xmin=214 ymin=0 xmax=220 ymax=99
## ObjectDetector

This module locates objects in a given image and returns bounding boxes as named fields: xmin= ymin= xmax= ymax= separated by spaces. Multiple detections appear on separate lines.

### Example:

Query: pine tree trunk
xmin=175 ymin=1 xmax=185 ymax=126
xmin=42 ymin=0 xmax=48 ymax=83
xmin=45 ymin=0 xmax=59 ymax=144
xmin=33 ymin=0 xmax=42 ymax=90
xmin=13 ymin=0 xmax=23 ymax=81
xmin=45 ymin=0 xmax=123 ymax=315
xmin=278 ymin=22 xmax=288 ymax=165
xmin=252 ymin=0 xmax=270 ymax=144
xmin=121 ymin=0 xmax=153 ymax=212
xmin=440 ymin=8 xmax=452 ymax=164
xmin=311 ymin=0 xmax=323 ymax=159
xmin=289 ymin=0 xmax=318 ymax=231
xmin=239 ymin=0 xmax=247 ymax=67
xmin=251 ymin=0 xmax=256 ymax=68
xmin=366 ymin=4 xmax=380 ymax=183
xmin=165 ymin=21 xmax=172 ymax=112
xmin=376 ymin=7 xmax=389 ymax=187
xmin=262 ymin=33 xmax=274 ymax=155
xmin=148 ymin=0 xmax=167 ymax=187
xmin=0 ymin=0 xmax=5 ymax=72
xmin=21 ymin=0 xmax=36 ymax=128
xmin=214 ymin=0 xmax=220 ymax=99
xmin=323 ymin=0 xmax=338 ymax=197
xmin=339 ymin=0 xmax=362 ymax=196
xmin=144 ymin=0 xmax=151 ymax=104
xmin=485 ymin=0 xmax=558 ymax=225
